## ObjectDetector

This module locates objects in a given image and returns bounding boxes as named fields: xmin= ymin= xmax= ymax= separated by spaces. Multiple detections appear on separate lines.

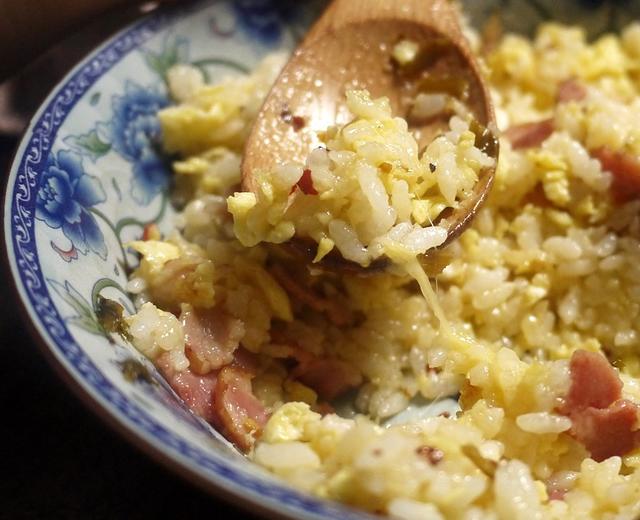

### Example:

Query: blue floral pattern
xmin=9 ymin=2 xmax=640 ymax=520
xmin=230 ymin=0 xmax=316 ymax=45
xmin=111 ymin=82 xmax=169 ymax=205
xmin=36 ymin=151 xmax=107 ymax=259
xmin=231 ymin=0 xmax=284 ymax=45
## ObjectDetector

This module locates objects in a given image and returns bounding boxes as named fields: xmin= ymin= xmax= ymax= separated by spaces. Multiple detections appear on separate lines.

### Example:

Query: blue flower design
xmin=111 ymin=82 xmax=169 ymax=205
xmin=36 ymin=150 xmax=107 ymax=259
xmin=231 ymin=0 xmax=306 ymax=45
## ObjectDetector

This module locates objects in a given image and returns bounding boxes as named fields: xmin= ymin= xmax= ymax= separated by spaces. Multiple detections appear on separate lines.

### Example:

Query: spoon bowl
xmin=242 ymin=0 xmax=498 ymax=274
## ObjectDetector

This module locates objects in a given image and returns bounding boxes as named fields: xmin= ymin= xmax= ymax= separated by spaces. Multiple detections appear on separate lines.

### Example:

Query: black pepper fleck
xmin=280 ymin=108 xmax=293 ymax=124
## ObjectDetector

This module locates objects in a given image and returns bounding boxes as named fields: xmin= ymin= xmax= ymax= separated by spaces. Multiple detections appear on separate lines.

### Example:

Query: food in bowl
xmin=228 ymin=87 xmax=494 ymax=268
xmin=121 ymin=16 xmax=640 ymax=520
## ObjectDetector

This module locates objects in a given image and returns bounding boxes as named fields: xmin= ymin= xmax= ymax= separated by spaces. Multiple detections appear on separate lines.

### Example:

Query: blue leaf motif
xmin=143 ymin=36 xmax=189 ymax=78
xmin=48 ymin=278 xmax=102 ymax=335
xmin=110 ymin=82 xmax=170 ymax=205
xmin=63 ymin=129 xmax=111 ymax=162
xmin=36 ymin=151 xmax=107 ymax=259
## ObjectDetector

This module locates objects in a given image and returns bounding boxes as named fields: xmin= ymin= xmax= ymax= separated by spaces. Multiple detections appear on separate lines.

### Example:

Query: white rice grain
xmin=516 ymin=412 xmax=572 ymax=434
xmin=388 ymin=498 xmax=444 ymax=520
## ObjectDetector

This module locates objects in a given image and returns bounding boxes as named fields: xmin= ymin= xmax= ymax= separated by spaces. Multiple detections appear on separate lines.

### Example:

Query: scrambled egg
xmin=159 ymin=53 xmax=287 ymax=155
xmin=262 ymin=402 xmax=321 ymax=443
xmin=128 ymin=240 xmax=181 ymax=276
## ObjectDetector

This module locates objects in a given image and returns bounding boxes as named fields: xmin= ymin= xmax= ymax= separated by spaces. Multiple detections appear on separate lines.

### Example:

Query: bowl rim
xmin=1 ymin=3 xmax=372 ymax=519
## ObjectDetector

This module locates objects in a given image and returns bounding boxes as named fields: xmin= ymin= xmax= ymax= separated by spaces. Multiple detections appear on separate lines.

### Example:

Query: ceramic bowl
xmin=4 ymin=1 xmax=638 ymax=518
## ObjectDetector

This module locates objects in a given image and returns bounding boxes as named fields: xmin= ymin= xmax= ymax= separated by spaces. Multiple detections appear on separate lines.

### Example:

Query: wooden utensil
xmin=242 ymin=0 xmax=498 ymax=274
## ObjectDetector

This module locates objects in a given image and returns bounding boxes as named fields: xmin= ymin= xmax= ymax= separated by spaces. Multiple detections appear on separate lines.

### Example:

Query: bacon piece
xmin=270 ymin=264 xmax=351 ymax=326
xmin=504 ymin=80 xmax=584 ymax=150
xmin=557 ymin=79 xmax=587 ymax=103
xmin=296 ymin=169 xmax=318 ymax=195
xmin=570 ymin=399 xmax=640 ymax=462
xmin=156 ymin=353 xmax=220 ymax=425
xmin=287 ymin=169 xmax=317 ymax=204
xmin=157 ymin=348 xmax=266 ymax=451
xmin=504 ymin=119 xmax=554 ymax=150
xmin=559 ymin=350 xmax=622 ymax=414
xmin=263 ymin=339 xmax=360 ymax=401
xmin=214 ymin=366 xmax=269 ymax=451
xmin=592 ymin=147 xmax=640 ymax=202
xmin=291 ymin=358 xmax=362 ymax=401
xmin=230 ymin=347 xmax=260 ymax=375
xmin=558 ymin=350 xmax=640 ymax=462
xmin=181 ymin=307 xmax=244 ymax=374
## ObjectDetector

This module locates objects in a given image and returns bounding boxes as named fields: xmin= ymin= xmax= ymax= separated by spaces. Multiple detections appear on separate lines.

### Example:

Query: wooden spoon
xmin=242 ymin=0 xmax=498 ymax=274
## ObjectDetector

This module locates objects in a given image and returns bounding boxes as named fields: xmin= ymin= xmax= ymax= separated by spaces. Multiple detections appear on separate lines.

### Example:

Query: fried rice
xmin=123 ymin=19 xmax=640 ymax=520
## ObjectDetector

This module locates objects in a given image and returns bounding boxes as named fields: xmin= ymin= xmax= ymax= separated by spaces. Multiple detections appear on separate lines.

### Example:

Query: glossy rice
xmin=124 ymin=20 xmax=640 ymax=520
xmin=227 ymin=88 xmax=492 ymax=266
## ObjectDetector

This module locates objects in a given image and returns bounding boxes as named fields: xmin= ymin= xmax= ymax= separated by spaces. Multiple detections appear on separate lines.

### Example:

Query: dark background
xmin=0 ymin=4 xmax=248 ymax=519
